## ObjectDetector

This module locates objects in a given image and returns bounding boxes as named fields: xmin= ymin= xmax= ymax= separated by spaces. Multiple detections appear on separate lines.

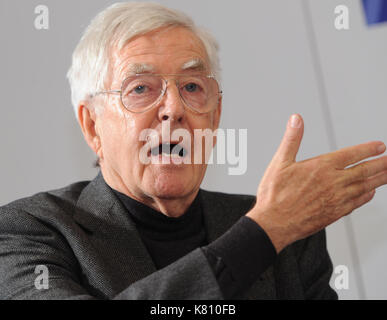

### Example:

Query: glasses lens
xmin=179 ymin=75 xmax=220 ymax=113
xmin=121 ymin=75 xmax=164 ymax=112
xmin=121 ymin=74 xmax=220 ymax=113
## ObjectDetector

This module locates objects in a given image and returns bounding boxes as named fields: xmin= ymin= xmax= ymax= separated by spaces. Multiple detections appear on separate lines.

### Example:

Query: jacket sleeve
xmin=295 ymin=229 xmax=338 ymax=300
xmin=0 ymin=206 xmax=223 ymax=300
xmin=114 ymin=248 xmax=223 ymax=300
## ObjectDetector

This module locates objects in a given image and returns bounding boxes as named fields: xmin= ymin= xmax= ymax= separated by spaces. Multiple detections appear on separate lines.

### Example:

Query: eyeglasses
xmin=92 ymin=73 xmax=222 ymax=114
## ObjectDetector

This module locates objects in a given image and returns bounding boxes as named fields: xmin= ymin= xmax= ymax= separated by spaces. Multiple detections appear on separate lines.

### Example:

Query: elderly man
xmin=1 ymin=2 xmax=387 ymax=300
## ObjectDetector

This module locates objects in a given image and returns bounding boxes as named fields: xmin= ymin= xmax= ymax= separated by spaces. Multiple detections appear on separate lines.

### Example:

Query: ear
xmin=212 ymin=95 xmax=222 ymax=130
xmin=211 ymin=95 xmax=222 ymax=147
xmin=78 ymin=102 xmax=103 ymax=160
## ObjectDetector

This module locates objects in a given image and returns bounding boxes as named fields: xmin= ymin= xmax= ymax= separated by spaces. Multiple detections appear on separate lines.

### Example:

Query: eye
xmin=184 ymin=83 xmax=198 ymax=93
xmin=133 ymin=85 xmax=147 ymax=94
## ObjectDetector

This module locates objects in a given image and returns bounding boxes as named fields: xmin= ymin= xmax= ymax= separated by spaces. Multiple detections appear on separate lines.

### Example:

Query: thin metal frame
xmin=92 ymin=73 xmax=222 ymax=114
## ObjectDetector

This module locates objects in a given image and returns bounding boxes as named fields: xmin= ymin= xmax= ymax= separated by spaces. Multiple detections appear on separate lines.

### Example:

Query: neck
xmin=100 ymin=168 xmax=198 ymax=218
xmin=144 ymin=193 xmax=199 ymax=218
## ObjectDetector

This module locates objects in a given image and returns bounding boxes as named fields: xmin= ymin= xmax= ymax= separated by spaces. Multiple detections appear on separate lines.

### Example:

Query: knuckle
xmin=382 ymin=156 xmax=387 ymax=169
xmin=345 ymin=199 xmax=356 ymax=214
xmin=310 ymin=159 xmax=331 ymax=179
xmin=285 ymin=132 xmax=299 ymax=145
xmin=361 ymin=181 xmax=369 ymax=194
xmin=359 ymin=163 xmax=369 ymax=179
xmin=344 ymin=206 xmax=354 ymax=216
xmin=334 ymin=151 xmax=348 ymax=166
xmin=318 ymin=155 xmax=332 ymax=167
xmin=352 ymin=182 xmax=366 ymax=196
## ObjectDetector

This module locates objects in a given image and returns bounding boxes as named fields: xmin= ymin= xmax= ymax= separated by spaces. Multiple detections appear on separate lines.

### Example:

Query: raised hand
xmin=247 ymin=114 xmax=387 ymax=253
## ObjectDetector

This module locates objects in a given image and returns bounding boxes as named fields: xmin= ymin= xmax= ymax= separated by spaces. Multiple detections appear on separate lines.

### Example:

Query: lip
xmin=150 ymin=142 xmax=187 ymax=156
xmin=147 ymin=143 xmax=189 ymax=164
xmin=149 ymin=153 xmax=187 ymax=165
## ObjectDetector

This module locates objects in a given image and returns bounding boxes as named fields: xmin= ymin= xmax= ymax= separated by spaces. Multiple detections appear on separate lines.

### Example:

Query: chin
xmin=148 ymin=172 xmax=196 ymax=199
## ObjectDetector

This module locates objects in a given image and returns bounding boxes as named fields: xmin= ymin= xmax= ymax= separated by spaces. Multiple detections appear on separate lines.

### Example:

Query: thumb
xmin=272 ymin=114 xmax=304 ymax=166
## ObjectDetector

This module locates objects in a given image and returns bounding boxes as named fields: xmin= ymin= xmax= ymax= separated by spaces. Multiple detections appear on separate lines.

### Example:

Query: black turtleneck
xmin=112 ymin=188 xmax=277 ymax=299
xmin=114 ymin=189 xmax=206 ymax=269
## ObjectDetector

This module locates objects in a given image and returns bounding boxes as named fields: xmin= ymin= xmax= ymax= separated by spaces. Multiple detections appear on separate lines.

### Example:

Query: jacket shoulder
xmin=0 ymin=179 xmax=91 ymax=221
xmin=0 ymin=180 xmax=91 ymax=299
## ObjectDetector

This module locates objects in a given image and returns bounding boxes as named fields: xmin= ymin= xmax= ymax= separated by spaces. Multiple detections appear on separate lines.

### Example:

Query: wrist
xmin=246 ymin=207 xmax=288 ymax=254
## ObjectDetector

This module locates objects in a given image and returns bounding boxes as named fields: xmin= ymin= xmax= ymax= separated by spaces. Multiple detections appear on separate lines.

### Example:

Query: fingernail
xmin=377 ymin=143 xmax=386 ymax=153
xmin=290 ymin=115 xmax=301 ymax=128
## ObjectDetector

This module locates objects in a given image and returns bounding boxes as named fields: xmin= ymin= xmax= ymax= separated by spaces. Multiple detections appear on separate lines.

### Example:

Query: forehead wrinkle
xmin=113 ymin=46 xmax=208 ymax=82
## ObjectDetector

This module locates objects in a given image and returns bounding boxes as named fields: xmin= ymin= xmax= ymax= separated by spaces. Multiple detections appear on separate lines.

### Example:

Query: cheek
xmin=99 ymin=106 xmax=158 ymax=165
xmin=98 ymin=112 xmax=134 ymax=158
xmin=189 ymin=112 xmax=215 ymax=130
xmin=188 ymin=114 xmax=216 ymax=163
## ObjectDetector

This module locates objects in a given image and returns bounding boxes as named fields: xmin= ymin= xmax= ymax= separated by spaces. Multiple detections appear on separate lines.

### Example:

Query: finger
xmin=366 ymin=170 xmax=387 ymax=191
xmin=329 ymin=141 xmax=386 ymax=169
xmin=342 ymin=155 xmax=387 ymax=184
xmin=345 ymin=170 xmax=387 ymax=199
xmin=338 ymin=189 xmax=376 ymax=220
xmin=343 ymin=189 xmax=376 ymax=217
xmin=271 ymin=114 xmax=304 ymax=167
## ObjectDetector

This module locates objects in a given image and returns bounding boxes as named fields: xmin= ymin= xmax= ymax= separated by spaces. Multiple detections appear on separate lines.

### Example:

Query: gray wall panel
xmin=308 ymin=0 xmax=387 ymax=298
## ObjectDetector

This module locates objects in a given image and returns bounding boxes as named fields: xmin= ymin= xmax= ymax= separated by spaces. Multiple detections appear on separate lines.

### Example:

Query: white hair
xmin=66 ymin=2 xmax=221 ymax=118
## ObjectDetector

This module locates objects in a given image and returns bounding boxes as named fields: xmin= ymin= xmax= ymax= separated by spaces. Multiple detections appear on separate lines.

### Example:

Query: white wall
xmin=1 ymin=0 xmax=386 ymax=299
xmin=308 ymin=0 xmax=387 ymax=299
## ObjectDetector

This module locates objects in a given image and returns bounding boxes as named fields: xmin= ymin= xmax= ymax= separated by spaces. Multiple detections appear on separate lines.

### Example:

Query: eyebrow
xmin=125 ymin=63 xmax=155 ymax=75
xmin=123 ymin=58 xmax=207 ymax=77
xmin=180 ymin=58 xmax=207 ymax=72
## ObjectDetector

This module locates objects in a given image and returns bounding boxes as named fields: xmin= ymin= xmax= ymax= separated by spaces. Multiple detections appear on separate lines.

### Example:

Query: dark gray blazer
xmin=0 ymin=172 xmax=337 ymax=300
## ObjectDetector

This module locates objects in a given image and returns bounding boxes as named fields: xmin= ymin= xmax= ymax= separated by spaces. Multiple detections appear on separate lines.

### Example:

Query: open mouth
xmin=150 ymin=143 xmax=188 ymax=158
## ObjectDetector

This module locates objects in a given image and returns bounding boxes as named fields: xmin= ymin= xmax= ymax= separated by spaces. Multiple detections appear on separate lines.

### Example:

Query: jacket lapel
xmin=74 ymin=172 xmax=156 ymax=297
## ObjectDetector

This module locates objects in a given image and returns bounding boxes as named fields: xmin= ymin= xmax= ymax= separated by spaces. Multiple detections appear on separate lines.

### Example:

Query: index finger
xmin=329 ymin=141 xmax=386 ymax=169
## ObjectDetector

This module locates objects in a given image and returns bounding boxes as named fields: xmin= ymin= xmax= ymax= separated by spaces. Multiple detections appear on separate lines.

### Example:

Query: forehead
xmin=111 ymin=27 xmax=210 ymax=79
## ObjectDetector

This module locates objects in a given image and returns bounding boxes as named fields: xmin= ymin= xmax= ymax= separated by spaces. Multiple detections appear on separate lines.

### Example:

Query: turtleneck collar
xmin=110 ymin=188 xmax=204 ymax=241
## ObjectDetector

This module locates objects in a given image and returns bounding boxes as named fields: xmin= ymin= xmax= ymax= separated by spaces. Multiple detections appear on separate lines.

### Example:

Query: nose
xmin=157 ymin=81 xmax=185 ymax=123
